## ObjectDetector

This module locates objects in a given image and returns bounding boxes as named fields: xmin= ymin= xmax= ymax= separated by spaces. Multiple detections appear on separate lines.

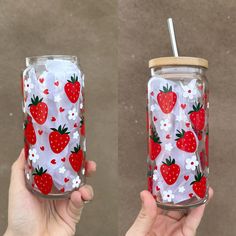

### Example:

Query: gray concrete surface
xmin=118 ymin=0 xmax=236 ymax=235
xmin=0 ymin=1 xmax=117 ymax=235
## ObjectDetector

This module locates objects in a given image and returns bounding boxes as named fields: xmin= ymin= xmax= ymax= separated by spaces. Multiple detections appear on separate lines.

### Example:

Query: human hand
xmin=126 ymin=188 xmax=213 ymax=236
xmin=4 ymin=149 xmax=96 ymax=236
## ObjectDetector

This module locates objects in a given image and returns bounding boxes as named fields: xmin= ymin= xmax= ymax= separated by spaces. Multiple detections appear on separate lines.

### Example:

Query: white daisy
xmin=24 ymin=78 xmax=34 ymax=93
xmin=73 ymin=131 xmax=80 ymax=139
xmin=160 ymin=119 xmax=171 ymax=131
xmin=182 ymin=80 xmax=198 ymax=100
xmin=186 ymin=155 xmax=199 ymax=171
xmin=26 ymin=173 xmax=30 ymax=180
xmin=153 ymin=170 xmax=158 ymax=181
xmin=165 ymin=143 xmax=173 ymax=152
xmin=68 ymin=108 xmax=78 ymax=121
xmin=163 ymin=190 xmax=175 ymax=202
xmin=29 ymin=148 xmax=39 ymax=163
xmin=80 ymin=103 xmax=83 ymax=109
xmin=54 ymin=95 xmax=62 ymax=103
xmin=178 ymin=186 xmax=185 ymax=193
xmin=72 ymin=176 xmax=81 ymax=188
xmin=59 ymin=167 xmax=66 ymax=174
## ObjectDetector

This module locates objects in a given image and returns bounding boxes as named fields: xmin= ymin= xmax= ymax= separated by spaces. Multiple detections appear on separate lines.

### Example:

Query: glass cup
xmin=22 ymin=55 xmax=86 ymax=198
xmin=147 ymin=57 xmax=209 ymax=209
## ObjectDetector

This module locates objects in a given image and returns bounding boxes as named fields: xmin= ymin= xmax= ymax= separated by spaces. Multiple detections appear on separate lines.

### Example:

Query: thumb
xmin=126 ymin=191 xmax=157 ymax=236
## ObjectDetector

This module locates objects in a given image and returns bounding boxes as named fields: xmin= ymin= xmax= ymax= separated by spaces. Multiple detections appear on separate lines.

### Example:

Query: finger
xmin=9 ymin=149 xmax=26 ymax=192
xmin=67 ymin=191 xmax=84 ymax=223
xmin=185 ymin=187 xmax=214 ymax=230
xmin=79 ymin=185 xmax=94 ymax=201
xmin=126 ymin=191 xmax=157 ymax=236
xmin=85 ymin=161 xmax=96 ymax=176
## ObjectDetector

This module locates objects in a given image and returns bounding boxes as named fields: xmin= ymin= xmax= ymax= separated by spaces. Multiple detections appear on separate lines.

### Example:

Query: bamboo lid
xmin=149 ymin=56 xmax=208 ymax=69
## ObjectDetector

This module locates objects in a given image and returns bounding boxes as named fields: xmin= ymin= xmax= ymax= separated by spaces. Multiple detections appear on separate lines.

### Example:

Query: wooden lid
xmin=149 ymin=56 xmax=208 ymax=69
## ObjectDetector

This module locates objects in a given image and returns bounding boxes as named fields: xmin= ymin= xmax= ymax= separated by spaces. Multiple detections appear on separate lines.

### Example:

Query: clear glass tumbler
xmin=147 ymin=57 xmax=209 ymax=209
xmin=22 ymin=55 xmax=86 ymax=198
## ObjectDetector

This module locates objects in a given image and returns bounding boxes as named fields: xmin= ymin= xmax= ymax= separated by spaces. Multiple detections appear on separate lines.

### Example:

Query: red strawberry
xmin=24 ymin=120 xmax=36 ymax=145
xmin=147 ymin=176 xmax=153 ymax=193
xmin=188 ymin=103 xmax=205 ymax=131
xmin=147 ymin=167 xmax=153 ymax=193
xmin=69 ymin=145 xmax=84 ymax=172
xmin=24 ymin=141 xmax=29 ymax=160
xmin=157 ymin=84 xmax=177 ymax=114
xmin=64 ymin=74 xmax=81 ymax=103
xmin=29 ymin=95 xmax=48 ymax=125
xmin=191 ymin=172 xmax=207 ymax=198
xmin=33 ymin=167 xmax=53 ymax=195
xmin=149 ymin=126 xmax=162 ymax=161
xmin=175 ymin=129 xmax=197 ymax=153
xmin=160 ymin=156 xmax=180 ymax=185
xmin=49 ymin=125 xmax=70 ymax=154
xmin=80 ymin=116 xmax=85 ymax=136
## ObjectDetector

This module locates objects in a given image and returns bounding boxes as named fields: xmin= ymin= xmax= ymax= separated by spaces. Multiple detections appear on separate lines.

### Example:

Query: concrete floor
xmin=0 ymin=1 xmax=117 ymax=235
xmin=118 ymin=0 xmax=236 ymax=235
xmin=0 ymin=0 xmax=236 ymax=236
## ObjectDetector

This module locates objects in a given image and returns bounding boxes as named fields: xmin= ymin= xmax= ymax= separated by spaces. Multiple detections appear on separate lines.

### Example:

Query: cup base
xmin=155 ymin=192 xmax=209 ymax=210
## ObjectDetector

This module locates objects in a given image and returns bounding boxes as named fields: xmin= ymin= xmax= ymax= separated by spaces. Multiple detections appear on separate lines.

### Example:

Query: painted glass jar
xmin=22 ymin=55 xmax=86 ymax=198
xmin=147 ymin=57 xmax=209 ymax=209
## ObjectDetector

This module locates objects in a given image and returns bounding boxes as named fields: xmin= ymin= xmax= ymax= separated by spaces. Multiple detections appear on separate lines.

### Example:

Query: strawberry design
xmin=24 ymin=141 xmax=29 ymax=160
xmin=80 ymin=116 xmax=85 ymax=136
xmin=33 ymin=166 xmax=53 ymax=195
xmin=157 ymin=84 xmax=177 ymax=114
xmin=191 ymin=171 xmax=207 ymax=198
xmin=175 ymin=129 xmax=197 ymax=153
xmin=160 ymin=156 xmax=180 ymax=185
xmin=69 ymin=145 xmax=84 ymax=172
xmin=29 ymin=95 xmax=48 ymax=125
xmin=49 ymin=125 xmax=70 ymax=154
xmin=149 ymin=126 xmax=162 ymax=161
xmin=24 ymin=120 xmax=36 ymax=145
xmin=64 ymin=74 xmax=81 ymax=103
xmin=147 ymin=167 xmax=153 ymax=193
xmin=188 ymin=103 xmax=205 ymax=131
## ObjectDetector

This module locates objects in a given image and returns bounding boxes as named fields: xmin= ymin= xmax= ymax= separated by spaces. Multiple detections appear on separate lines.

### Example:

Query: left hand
xmin=4 ymin=149 xmax=96 ymax=236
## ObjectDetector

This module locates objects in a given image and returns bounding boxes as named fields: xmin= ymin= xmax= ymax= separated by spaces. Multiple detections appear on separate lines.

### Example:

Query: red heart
xmin=181 ymin=104 xmax=186 ymax=109
xmin=154 ymin=166 xmax=158 ymax=170
xmin=150 ymin=91 xmax=154 ymax=96
xmin=28 ymin=165 xmax=32 ymax=170
xmin=189 ymin=193 xmax=194 ymax=198
xmin=59 ymin=107 xmax=65 ymax=112
xmin=40 ymin=146 xmax=45 ymax=151
xmin=54 ymin=81 xmax=59 ymax=86
xmin=74 ymin=123 xmax=78 ymax=128
xmin=51 ymin=159 xmax=56 ymax=164
xmin=43 ymin=89 xmax=49 ymax=95
xmin=186 ymin=122 xmax=190 ymax=127
xmin=64 ymin=178 xmax=69 ymax=183
xmin=51 ymin=117 xmax=56 ymax=122
xmin=39 ymin=78 xmax=44 ymax=83
xmin=153 ymin=116 xmax=157 ymax=122
xmin=32 ymin=183 xmax=35 ymax=188
xmin=184 ymin=175 xmax=189 ymax=181
xmin=156 ymin=186 xmax=160 ymax=191
xmin=166 ymin=134 xmax=171 ymax=139
xmin=61 ymin=157 xmax=66 ymax=162
xmin=38 ymin=130 xmax=43 ymax=135
xmin=60 ymin=187 xmax=65 ymax=192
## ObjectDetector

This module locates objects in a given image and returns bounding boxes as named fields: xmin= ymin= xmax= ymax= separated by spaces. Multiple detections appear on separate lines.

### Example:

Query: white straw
xmin=167 ymin=18 xmax=179 ymax=57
